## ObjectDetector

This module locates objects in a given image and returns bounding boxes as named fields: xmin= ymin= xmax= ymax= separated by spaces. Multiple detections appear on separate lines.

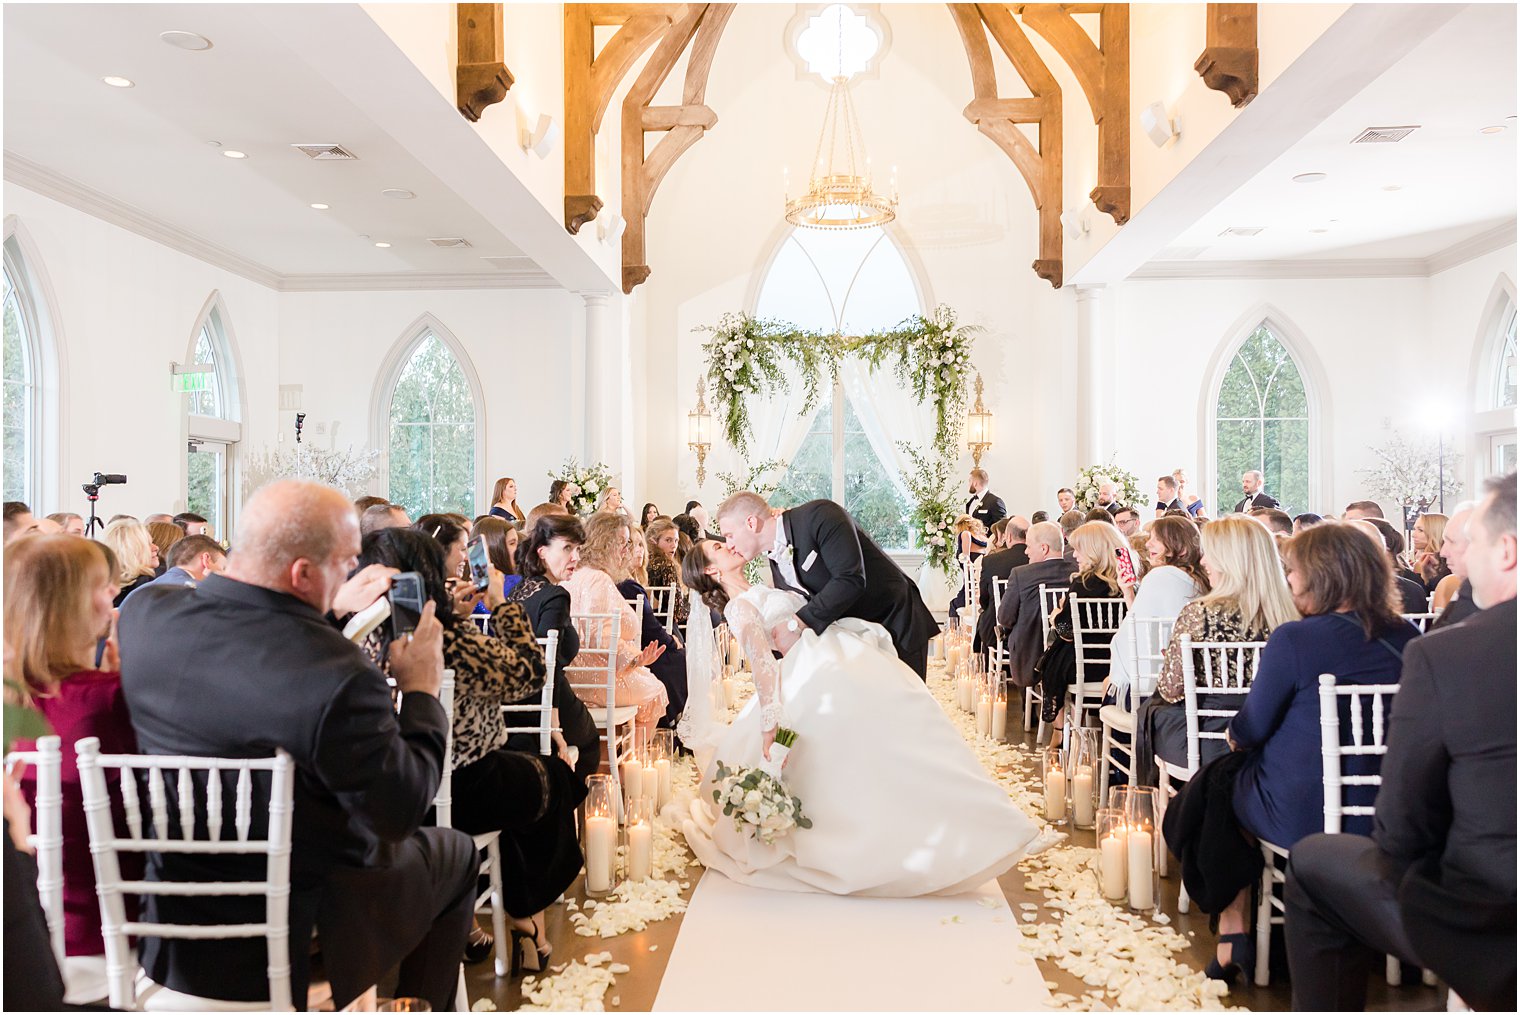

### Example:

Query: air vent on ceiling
xmin=1351 ymin=125 xmax=1419 ymax=144
xmin=1218 ymin=226 xmax=1264 ymax=238
xmin=291 ymin=143 xmax=359 ymax=160
xmin=428 ymin=237 xmax=472 ymax=249
xmin=1156 ymin=246 xmax=1209 ymax=260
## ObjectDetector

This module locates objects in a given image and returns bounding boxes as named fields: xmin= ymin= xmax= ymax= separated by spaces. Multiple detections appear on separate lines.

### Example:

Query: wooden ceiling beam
xmin=1196 ymin=3 xmax=1258 ymax=107
xmin=456 ymin=4 xmax=513 ymax=123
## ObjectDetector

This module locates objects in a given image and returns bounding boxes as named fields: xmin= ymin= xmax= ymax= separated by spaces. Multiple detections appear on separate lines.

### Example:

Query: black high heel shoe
xmin=463 ymin=924 xmax=495 ymax=965
xmin=1205 ymin=932 xmax=1255 ymax=987
xmin=509 ymin=917 xmax=551 ymax=976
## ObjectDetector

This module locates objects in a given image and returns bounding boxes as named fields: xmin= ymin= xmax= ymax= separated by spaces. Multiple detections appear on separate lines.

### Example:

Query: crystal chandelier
xmin=784 ymin=74 xmax=897 ymax=230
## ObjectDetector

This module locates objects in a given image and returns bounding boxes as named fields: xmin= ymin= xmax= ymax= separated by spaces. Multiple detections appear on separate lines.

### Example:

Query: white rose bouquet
xmin=711 ymin=729 xmax=811 ymax=845
xmin=548 ymin=458 xmax=614 ymax=516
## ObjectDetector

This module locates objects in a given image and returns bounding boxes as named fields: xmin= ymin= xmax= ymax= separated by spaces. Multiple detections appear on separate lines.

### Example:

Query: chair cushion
xmin=1098 ymin=704 xmax=1134 ymax=733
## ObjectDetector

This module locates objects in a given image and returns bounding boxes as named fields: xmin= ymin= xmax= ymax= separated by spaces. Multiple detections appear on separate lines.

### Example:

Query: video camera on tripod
xmin=82 ymin=472 xmax=127 ymax=537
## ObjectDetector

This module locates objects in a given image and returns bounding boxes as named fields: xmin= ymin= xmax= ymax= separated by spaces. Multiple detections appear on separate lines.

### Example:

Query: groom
xmin=716 ymin=491 xmax=939 ymax=679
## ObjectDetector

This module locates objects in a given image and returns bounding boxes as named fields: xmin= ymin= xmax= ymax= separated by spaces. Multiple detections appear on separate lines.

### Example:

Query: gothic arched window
xmin=385 ymin=331 xmax=478 ymax=518
xmin=1213 ymin=325 xmax=1312 ymax=514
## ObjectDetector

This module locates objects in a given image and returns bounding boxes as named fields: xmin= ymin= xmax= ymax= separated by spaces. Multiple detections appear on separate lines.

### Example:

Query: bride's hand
xmin=761 ymin=725 xmax=776 ymax=761
xmin=770 ymin=622 xmax=801 ymax=655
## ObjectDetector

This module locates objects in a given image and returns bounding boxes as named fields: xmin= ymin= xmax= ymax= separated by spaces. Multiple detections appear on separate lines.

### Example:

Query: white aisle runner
xmin=652 ymin=871 xmax=1052 ymax=1011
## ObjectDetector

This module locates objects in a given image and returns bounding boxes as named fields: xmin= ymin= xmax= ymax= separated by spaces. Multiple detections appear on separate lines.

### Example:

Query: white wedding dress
xmin=680 ymin=586 xmax=1040 ymax=896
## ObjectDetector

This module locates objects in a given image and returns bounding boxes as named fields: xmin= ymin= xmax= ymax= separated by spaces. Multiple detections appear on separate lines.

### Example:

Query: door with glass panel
xmin=186 ymin=438 xmax=230 ymax=539
xmin=1489 ymin=432 xmax=1518 ymax=477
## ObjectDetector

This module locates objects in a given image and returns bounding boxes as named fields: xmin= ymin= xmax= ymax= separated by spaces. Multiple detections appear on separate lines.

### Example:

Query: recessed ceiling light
xmin=222 ymin=150 xmax=248 ymax=159
xmin=374 ymin=241 xmax=392 ymax=248
xmin=381 ymin=189 xmax=416 ymax=200
xmin=309 ymin=203 xmax=330 ymax=210
xmin=1382 ymin=184 xmax=1403 ymax=191
xmin=1292 ymin=172 xmax=1328 ymax=183
xmin=102 ymin=76 xmax=135 ymax=88
xmin=160 ymin=30 xmax=213 ymax=51
xmin=1480 ymin=125 xmax=1506 ymax=134
xmin=1310 ymin=228 xmax=1330 ymax=234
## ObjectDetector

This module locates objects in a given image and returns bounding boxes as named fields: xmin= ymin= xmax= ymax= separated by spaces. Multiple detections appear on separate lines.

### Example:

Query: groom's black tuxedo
xmin=771 ymin=500 xmax=938 ymax=679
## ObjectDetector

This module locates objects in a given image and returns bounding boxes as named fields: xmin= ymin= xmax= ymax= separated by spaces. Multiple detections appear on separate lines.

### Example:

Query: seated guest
xmin=172 ymin=512 xmax=209 ymax=537
xmin=1353 ymin=520 xmax=1428 ymax=613
xmin=1139 ymin=516 xmax=1298 ymax=781
xmin=1113 ymin=505 xmax=1142 ymax=539
xmin=562 ymin=513 xmax=668 ymax=736
xmin=1036 ymin=522 xmax=1126 ymax=744
xmin=1057 ymin=509 xmax=1085 ymax=551
xmin=1432 ymin=502 xmax=1477 ymax=627
xmin=8 ymin=535 xmax=140 ymax=994
xmin=118 ymin=480 xmax=477 ymax=1010
xmin=1165 ymin=521 xmax=1417 ymax=986
xmin=143 ymin=513 xmax=174 ymax=527
xmin=358 ymin=528 xmax=582 ymax=973
xmin=471 ymin=516 xmax=522 ymax=601
xmin=640 ymin=502 xmax=661 ymax=528
xmin=1342 ymin=500 xmax=1384 ymax=520
xmin=1410 ymin=512 xmax=1451 ymax=591
xmin=645 ymin=518 xmax=691 ymax=629
xmin=47 ymin=512 xmax=86 ymax=537
xmin=1285 ymin=475 xmax=1516 ymax=1012
xmin=596 ymin=486 xmax=628 ymax=516
xmin=147 ymin=521 xmax=186 ymax=575
xmin=101 ymin=518 xmax=159 ymax=606
xmin=488 ymin=477 xmax=526 ymax=526
xmin=360 ymin=501 xmax=409 ymax=536
xmin=1107 ymin=516 xmax=1209 ymax=708
xmin=1172 ymin=469 xmax=1204 ymax=518
xmin=672 ymin=513 xmax=701 ymax=547
xmin=507 ymin=514 xmax=600 ymax=783
xmin=1292 ymin=512 xmax=1325 ymax=534
xmin=1155 ymin=473 xmax=1184 ymax=516
xmin=1084 ymin=507 xmax=1114 ymax=525
xmin=353 ymin=494 xmax=389 ymax=517
xmin=615 ymin=526 xmax=687 ymax=729
xmin=415 ymin=514 xmax=475 ymax=617
xmin=996 ymin=522 xmax=1072 ymax=691
xmin=123 ymin=535 xmax=226 ymax=604
xmin=525 ymin=501 xmax=568 ymax=528
xmin=973 ymin=516 xmax=1029 ymax=653
xmin=1248 ymin=507 xmax=1294 ymax=538
xmin=687 ymin=502 xmax=722 ymax=541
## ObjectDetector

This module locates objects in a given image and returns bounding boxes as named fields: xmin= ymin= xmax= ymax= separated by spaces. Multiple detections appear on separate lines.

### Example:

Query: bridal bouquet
xmin=712 ymin=729 xmax=812 ymax=844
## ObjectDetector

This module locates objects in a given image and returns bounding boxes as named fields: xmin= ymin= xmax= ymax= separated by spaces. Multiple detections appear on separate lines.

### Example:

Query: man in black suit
xmin=1095 ymin=479 xmax=1122 ymax=515
xmin=716 ymin=491 xmax=938 ymax=678
xmin=119 ymin=481 xmax=478 ymax=1010
xmin=995 ymin=521 xmax=1073 ymax=689
xmin=1285 ymin=473 xmax=1516 ymax=1011
xmin=965 ymin=468 xmax=1007 ymax=531
xmin=1232 ymin=469 xmax=1279 ymax=513
xmin=973 ymin=516 xmax=1030 ymax=653
xmin=1155 ymin=474 xmax=1184 ymax=516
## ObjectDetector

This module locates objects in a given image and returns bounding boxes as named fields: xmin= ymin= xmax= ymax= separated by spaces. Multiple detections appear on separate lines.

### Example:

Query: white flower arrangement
xmin=243 ymin=442 xmax=381 ymax=498
xmin=710 ymin=739 xmax=811 ymax=845
xmin=900 ymin=441 xmax=963 ymax=575
xmin=548 ymin=458 xmax=615 ymax=516
xmin=1358 ymin=429 xmax=1463 ymax=511
xmin=1073 ymin=458 xmax=1144 ymax=512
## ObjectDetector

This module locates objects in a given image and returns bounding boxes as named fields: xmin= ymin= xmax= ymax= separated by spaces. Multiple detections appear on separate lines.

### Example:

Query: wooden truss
xmin=1195 ymin=4 xmax=1258 ymax=107
xmin=456 ymin=4 xmax=513 ymax=122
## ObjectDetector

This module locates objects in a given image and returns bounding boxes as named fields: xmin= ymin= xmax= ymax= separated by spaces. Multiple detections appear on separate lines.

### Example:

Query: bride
xmin=675 ymin=539 xmax=1041 ymax=896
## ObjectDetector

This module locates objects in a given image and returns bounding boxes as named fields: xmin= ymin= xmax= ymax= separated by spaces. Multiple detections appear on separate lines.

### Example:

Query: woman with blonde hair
xmin=1035 ymin=521 xmax=1127 ymax=742
xmin=488 ymin=476 xmax=526 ymax=526
xmin=615 ymin=523 xmax=687 ymax=728
xmin=561 ymin=512 xmax=668 ymax=734
xmin=645 ymin=517 xmax=690 ymax=627
xmin=1411 ymin=512 xmax=1450 ymax=591
xmin=101 ymin=517 xmax=159 ymax=606
xmin=947 ymin=515 xmax=990 ymax=617
xmin=7 ymin=535 xmax=140 ymax=974
xmin=146 ymin=521 xmax=185 ymax=575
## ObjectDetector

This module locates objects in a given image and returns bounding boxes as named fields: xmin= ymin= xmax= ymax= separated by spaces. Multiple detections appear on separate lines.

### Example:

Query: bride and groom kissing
xmin=675 ymin=492 xmax=1043 ymax=898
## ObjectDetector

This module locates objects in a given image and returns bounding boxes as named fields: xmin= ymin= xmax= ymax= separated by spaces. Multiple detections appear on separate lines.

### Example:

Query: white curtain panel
xmin=744 ymin=363 xmax=818 ymax=475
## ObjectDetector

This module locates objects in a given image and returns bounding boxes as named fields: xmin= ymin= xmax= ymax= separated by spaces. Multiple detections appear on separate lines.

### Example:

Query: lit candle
xmin=1127 ymin=828 xmax=1155 ymax=910
xmin=621 ymin=757 xmax=642 ymax=813
xmin=585 ymin=816 xmax=614 ymax=893
xmin=641 ymin=764 xmax=660 ymax=809
xmin=1043 ymin=764 xmax=1067 ymax=822
xmin=975 ymin=694 xmax=992 ymax=736
xmin=722 ymin=677 xmax=736 ymax=709
xmin=627 ymin=819 xmax=653 ymax=881
xmin=991 ymin=696 xmax=1008 ymax=740
xmin=1099 ymin=829 xmax=1128 ymax=900
xmin=654 ymin=757 xmax=671 ymax=809
xmin=1073 ymin=766 xmax=1095 ymax=827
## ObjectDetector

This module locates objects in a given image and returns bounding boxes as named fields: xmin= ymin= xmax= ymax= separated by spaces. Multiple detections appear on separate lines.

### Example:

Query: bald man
xmin=119 ymin=480 xmax=477 ymax=1010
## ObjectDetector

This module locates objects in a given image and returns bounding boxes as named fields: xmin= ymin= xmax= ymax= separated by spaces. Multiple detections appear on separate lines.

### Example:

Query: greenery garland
xmin=900 ymin=441 xmax=963 ymax=575
xmin=698 ymin=305 xmax=980 ymax=457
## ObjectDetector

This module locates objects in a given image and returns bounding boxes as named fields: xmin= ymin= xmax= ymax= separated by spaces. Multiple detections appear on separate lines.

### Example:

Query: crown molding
xmin=1425 ymin=220 xmax=1516 ymax=276
xmin=4 ymin=152 xmax=560 ymax=294
xmin=1129 ymin=258 xmax=1429 ymax=280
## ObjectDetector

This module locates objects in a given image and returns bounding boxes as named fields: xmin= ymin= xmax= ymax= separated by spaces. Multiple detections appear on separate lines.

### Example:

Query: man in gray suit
xmin=995 ymin=521 xmax=1073 ymax=689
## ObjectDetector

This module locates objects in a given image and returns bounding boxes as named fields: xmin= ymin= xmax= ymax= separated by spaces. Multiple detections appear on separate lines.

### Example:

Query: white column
xmin=1074 ymin=284 xmax=1107 ymax=466
xmin=582 ymin=291 xmax=611 ymax=464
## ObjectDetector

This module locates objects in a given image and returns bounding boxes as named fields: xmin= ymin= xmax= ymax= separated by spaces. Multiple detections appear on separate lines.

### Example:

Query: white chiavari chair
xmin=987 ymin=575 xmax=1010 ymax=669
xmin=470 ymin=614 xmax=491 ymax=636
xmin=76 ymin=737 xmax=296 ymax=1011
xmin=622 ymin=594 xmax=645 ymax=619
xmin=6 ymin=736 xmax=64 ymax=969
xmin=1066 ymin=597 xmax=1128 ymax=747
xmin=1401 ymin=611 xmax=1437 ymax=634
xmin=1026 ymin=584 xmax=1067 ymax=738
xmin=646 ymin=586 xmax=678 ymax=633
xmin=501 ymin=632 xmax=561 ymax=758
xmin=1097 ymin=617 xmax=1173 ymax=804
xmin=565 ymin=612 xmax=637 ymax=815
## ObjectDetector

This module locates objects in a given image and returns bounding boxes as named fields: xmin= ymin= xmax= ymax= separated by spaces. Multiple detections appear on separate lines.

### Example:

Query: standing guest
xmin=1113 ymin=505 xmax=1142 ymax=539
xmin=1095 ymin=479 xmax=1122 ymax=516
xmin=147 ymin=521 xmax=186 ymax=574
xmin=562 ymin=514 xmax=668 ymax=737
xmin=1343 ymin=500 xmax=1384 ymax=520
xmin=596 ymin=486 xmax=627 ymax=516
xmin=46 ymin=512 xmax=86 ymax=537
xmin=687 ymin=502 xmax=722 ymax=541
xmin=4 ymin=502 xmax=38 ymax=542
xmin=1155 ymin=474 xmax=1184 ymax=516
xmin=1035 ymin=522 xmax=1127 ymax=744
xmin=102 ymin=518 xmax=159 ymax=606
xmin=1410 ymin=512 xmax=1450 ymax=591
xmin=360 ymin=502 xmax=410 ymax=536
xmin=1165 ymin=522 xmax=1417 ymax=986
xmin=964 ymin=468 xmax=1008 ymax=530
xmin=507 ymin=515 xmax=600 ymax=783
xmin=640 ymin=503 xmax=661 ymax=528
xmin=645 ymin=518 xmax=691 ymax=628
xmin=1056 ymin=488 xmax=1077 ymax=514
xmin=488 ymin=477 xmax=526 ymax=526
xmin=995 ymin=522 xmax=1072 ymax=690
xmin=1232 ymin=470 xmax=1279 ymax=513
xmin=123 ymin=535 xmax=227 ymax=605
xmin=948 ymin=515 xmax=989 ymax=617
xmin=358 ymin=527 xmax=580 ymax=973
xmin=1292 ymin=513 xmax=1325 ymax=534
xmin=973 ymin=516 xmax=1030 ymax=653
xmin=1108 ymin=516 xmax=1209 ymax=708
xmin=1432 ymin=503 xmax=1477 ymax=626
xmin=118 ymin=480 xmax=477 ymax=1011
xmin=172 ymin=512 xmax=209 ymax=537
xmin=469 ymin=517 xmax=522 ymax=602
xmin=8 ymin=535 xmax=140 ymax=990
xmin=548 ymin=480 xmax=575 ymax=511
xmin=1284 ymin=474 xmax=1516 ymax=1012
xmin=1173 ymin=469 xmax=1205 ymax=518
xmin=615 ymin=526 xmax=687 ymax=729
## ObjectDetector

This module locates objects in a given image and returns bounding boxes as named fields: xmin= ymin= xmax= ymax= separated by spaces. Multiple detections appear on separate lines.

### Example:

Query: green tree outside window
xmin=1215 ymin=326 xmax=1311 ymax=515
xmin=387 ymin=334 xmax=476 ymax=519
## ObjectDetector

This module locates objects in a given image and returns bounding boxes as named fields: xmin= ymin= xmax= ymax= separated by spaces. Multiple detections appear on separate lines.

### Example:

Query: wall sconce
xmin=1141 ymin=100 xmax=1180 ymax=148
xmin=965 ymin=374 xmax=993 ymax=467
xmin=597 ymin=211 xmax=626 ymax=244
xmin=519 ymin=111 xmax=558 ymax=159
xmin=688 ymin=377 xmax=712 ymax=486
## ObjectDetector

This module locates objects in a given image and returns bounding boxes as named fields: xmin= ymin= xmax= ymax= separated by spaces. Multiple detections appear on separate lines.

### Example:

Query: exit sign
xmin=171 ymin=366 xmax=214 ymax=393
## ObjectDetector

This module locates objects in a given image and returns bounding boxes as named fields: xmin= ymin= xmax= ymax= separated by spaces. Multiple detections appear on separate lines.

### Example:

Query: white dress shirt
xmin=767 ymin=517 xmax=806 ymax=595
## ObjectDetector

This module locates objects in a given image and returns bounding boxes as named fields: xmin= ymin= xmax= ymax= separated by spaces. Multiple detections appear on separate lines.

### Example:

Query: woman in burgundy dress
xmin=6 ymin=534 xmax=140 ymax=997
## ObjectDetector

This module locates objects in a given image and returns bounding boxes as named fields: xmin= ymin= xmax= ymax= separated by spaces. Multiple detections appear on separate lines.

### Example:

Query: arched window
xmin=1213 ymin=324 xmax=1312 ymax=515
xmin=385 ymin=330 xmax=478 ymax=518
xmin=2 ymin=251 xmax=40 ymax=504
xmin=757 ymin=225 xmax=922 ymax=549
xmin=184 ymin=298 xmax=243 ymax=538
xmin=1492 ymin=304 xmax=1517 ymax=410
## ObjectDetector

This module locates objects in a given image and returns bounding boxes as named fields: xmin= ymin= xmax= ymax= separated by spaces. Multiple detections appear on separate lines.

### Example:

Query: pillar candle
xmin=991 ymin=697 xmax=1008 ymax=740
xmin=1127 ymin=829 xmax=1155 ymax=910
xmin=620 ymin=758 xmax=642 ymax=813
xmin=975 ymin=695 xmax=992 ymax=736
xmin=641 ymin=764 xmax=660 ymax=809
xmin=1043 ymin=766 xmax=1067 ymax=821
xmin=722 ymin=677 xmax=736 ymax=709
xmin=1099 ymin=830 xmax=1127 ymax=900
xmin=627 ymin=821 xmax=653 ymax=881
xmin=1073 ymin=767 xmax=1095 ymax=827
xmin=585 ymin=816 xmax=615 ymax=893
xmin=654 ymin=758 xmax=672 ymax=808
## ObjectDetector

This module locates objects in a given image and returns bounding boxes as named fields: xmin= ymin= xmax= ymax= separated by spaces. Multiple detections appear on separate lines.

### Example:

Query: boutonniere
xmin=781 ymin=545 xmax=795 ymax=564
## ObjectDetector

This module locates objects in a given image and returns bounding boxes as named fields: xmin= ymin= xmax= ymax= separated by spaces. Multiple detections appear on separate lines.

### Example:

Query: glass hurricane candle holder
xmin=583 ymin=775 xmax=621 ymax=896
xmin=652 ymin=730 xmax=674 ymax=810
xmin=1041 ymin=747 xmax=1069 ymax=826
xmin=1095 ymin=808 xmax=1128 ymax=902
xmin=625 ymin=797 xmax=654 ymax=882
xmin=1122 ymin=787 xmax=1159 ymax=912
xmin=990 ymin=679 xmax=1009 ymax=742
xmin=1064 ymin=727 xmax=1100 ymax=830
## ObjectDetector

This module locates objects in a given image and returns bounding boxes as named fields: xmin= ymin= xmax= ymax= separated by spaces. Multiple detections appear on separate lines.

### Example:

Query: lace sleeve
xmin=724 ymin=597 xmax=784 ymax=730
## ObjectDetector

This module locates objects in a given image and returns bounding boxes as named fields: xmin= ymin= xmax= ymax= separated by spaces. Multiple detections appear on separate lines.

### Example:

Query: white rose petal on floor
xmin=651 ymin=873 xmax=1051 ymax=1011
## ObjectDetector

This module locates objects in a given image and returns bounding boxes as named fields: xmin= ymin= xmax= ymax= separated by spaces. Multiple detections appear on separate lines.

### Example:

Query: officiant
xmin=965 ymin=469 xmax=1007 ymax=530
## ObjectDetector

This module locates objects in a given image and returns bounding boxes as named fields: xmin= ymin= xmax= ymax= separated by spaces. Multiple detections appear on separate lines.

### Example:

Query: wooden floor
xmin=463 ymin=724 xmax=1445 ymax=1013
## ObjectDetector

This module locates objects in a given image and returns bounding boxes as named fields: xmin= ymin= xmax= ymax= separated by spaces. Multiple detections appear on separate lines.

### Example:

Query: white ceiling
xmin=3 ymin=3 xmax=541 ymax=281
xmin=1158 ymin=2 xmax=1516 ymax=264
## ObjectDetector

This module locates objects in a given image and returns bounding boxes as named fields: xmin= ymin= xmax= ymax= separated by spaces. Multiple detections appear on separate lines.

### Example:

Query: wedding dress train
xmin=680 ymin=586 xmax=1039 ymax=897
